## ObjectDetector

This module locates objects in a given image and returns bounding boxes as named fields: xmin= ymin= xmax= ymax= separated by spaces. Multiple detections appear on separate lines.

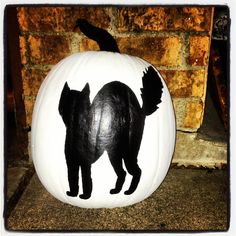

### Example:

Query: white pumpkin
xmin=31 ymin=50 xmax=176 ymax=208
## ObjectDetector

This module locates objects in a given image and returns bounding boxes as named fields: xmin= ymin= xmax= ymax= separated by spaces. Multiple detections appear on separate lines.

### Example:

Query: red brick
xmin=69 ymin=7 xmax=111 ymax=31
xmin=182 ymin=7 xmax=213 ymax=31
xmin=118 ymin=7 xmax=213 ymax=32
xmin=24 ymin=96 xmax=35 ymax=126
xmin=19 ymin=36 xmax=27 ymax=64
xmin=17 ymin=6 xmax=111 ymax=32
xmin=172 ymin=98 xmax=187 ymax=130
xmin=28 ymin=35 xmax=71 ymax=64
xmin=187 ymin=35 xmax=210 ymax=66
xmin=117 ymin=36 xmax=182 ymax=67
xmin=80 ymin=38 xmax=100 ymax=51
xmin=22 ymin=68 xmax=50 ymax=96
xmin=17 ymin=7 xmax=63 ymax=32
xmin=184 ymin=100 xmax=204 ymax=129
xmin=17 ymin=7 xmax=28 ymax=31
xmin=160 ymin=70 xmax=206 ymax=98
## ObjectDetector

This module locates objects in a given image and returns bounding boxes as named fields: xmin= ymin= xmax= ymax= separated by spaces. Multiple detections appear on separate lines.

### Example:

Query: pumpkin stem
xmin=74 ymin=19 xmax=120 ymax=53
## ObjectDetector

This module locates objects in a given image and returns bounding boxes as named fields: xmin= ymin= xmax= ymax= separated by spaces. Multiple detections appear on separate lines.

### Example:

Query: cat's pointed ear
xmin=81 ymin=83 xmax=90 ymax=96
xmin=59 ymin=82 xmax=70 ymax=117
xmin=63 ymin=82 xmax=70 ymax=93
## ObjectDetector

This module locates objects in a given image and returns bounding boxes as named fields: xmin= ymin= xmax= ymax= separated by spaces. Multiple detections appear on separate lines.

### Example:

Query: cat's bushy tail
xmin=74 ymin=19 xmax=120 ymax=53
xmin=141 ymin=66 xmax=163 ymax=116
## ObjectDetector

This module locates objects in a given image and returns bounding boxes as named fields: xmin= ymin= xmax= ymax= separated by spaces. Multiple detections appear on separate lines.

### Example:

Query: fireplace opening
xmin=198 ymin=6 xmax=228 ymax=144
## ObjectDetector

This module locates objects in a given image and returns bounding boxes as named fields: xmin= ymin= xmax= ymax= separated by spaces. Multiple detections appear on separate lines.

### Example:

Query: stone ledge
xmin=172 ymin=131 xmax=227 ymax=168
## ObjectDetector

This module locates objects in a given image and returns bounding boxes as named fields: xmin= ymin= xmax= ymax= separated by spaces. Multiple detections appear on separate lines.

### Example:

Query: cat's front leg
xmin=66 ymin=159 xmax=80 ymax=197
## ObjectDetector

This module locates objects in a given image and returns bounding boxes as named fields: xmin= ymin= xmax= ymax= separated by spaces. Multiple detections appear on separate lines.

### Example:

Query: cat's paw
xmin=124 ymin=189 xmax=134 ymax=195
xmin=110 ymin=188 xmax=121 ymax=194
xmin=66 ymin=191 xmax=78 ymax=197
xmin=79 ymin=193 xmax=91 ymax=200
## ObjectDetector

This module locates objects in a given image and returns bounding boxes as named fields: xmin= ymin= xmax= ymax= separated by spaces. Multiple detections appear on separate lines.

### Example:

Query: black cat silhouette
xmin=58 ymin=19 xmax=163 ymax=199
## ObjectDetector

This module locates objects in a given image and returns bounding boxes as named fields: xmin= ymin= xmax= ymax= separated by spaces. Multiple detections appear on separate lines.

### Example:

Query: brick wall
xmin=17 ymin=6 xmax=214 ymax=132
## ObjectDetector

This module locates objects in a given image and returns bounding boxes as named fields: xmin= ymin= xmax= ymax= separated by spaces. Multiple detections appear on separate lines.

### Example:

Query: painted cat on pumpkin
xmin=58 ymin=19 xmax=163 ymax=199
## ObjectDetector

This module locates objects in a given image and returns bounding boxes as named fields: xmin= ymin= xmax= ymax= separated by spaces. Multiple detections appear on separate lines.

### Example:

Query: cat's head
xmin=68 ymin=83 xmax=90 ymax=101
xmin=58 ymin=82 xmax=90 ymax=124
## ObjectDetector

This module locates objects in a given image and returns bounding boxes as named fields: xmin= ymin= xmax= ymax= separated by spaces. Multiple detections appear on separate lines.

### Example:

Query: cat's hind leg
xmin=108 ymin=149 xmax=126 ymax=194
xmin=123 ymin=154 xmax=141 ymax=195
